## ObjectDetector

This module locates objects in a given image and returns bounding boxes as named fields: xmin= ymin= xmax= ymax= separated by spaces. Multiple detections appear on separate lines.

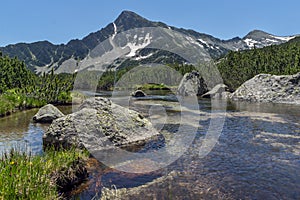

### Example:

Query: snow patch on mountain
xmin=124 ymin=33 xmax=152 ymax=57
xmin=197 ymin=38 xmax=208 ymax=45
xmin=244 ymin=38 xmax=259 ymax=48
xmin=272 ymin=35 xmax=295 ymax=41
xmin=185 ymin=36 xmax=204 ymax=48
xmin=112 ymin=23 xmax=117 ymax=39
xmin=266 ymin=38 xmax=278 ymax=43
xmin=134 ymin=53 xmax=154 ymax=60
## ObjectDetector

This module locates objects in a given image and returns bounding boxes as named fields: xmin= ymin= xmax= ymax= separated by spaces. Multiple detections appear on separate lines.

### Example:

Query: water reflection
xmin=0 ymin=106 xmax=72 ymax=155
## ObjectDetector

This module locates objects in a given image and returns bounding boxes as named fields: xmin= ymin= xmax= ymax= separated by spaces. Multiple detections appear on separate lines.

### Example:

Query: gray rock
xmin=43 ymin=97 xmax=162 ymax=150
xmin=177 ymin=71 xmax=208 ymax=96
xmin=201 ymin=84 xmax=229 ymax=98
xmin=230 ymin=73 xmax=300 ymax=104
xmin=132 ymin=90 xmax=147 ymax=97
xmin=219 ymin=91 xmax=231 ymax=99
xmin=33 ymin=104 xmax=64 ymax=123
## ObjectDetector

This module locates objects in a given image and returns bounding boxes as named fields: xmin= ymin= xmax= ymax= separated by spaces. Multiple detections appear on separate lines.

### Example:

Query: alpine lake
xmin=0 ymin=91 xmax=299 ymax=200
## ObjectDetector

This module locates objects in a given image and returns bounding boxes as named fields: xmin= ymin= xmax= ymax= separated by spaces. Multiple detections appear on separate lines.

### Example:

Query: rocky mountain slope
xmin=0 ymin=11 xmax=297 ymax=74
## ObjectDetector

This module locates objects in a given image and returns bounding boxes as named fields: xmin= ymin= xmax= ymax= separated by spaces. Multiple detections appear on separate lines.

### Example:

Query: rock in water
xmin=33 ymin=104 xmax=64 ymax=123
xmin=201 ymin=84 xmax=229 ymax=99
xmin=230 ymin=73 xmax=300 ymax=104
xmin=177 ymin=71 xmax=208 ymax=96
xmin=132 ymin=90 xmax=147 ymax=97
xmin=43 ymin=97 xmax=162 ymax=150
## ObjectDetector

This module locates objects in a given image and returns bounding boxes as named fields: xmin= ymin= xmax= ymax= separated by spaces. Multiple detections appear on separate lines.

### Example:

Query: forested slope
xmin=217 ymin=37 xmax=300 ymax=90
xmin=0 ymin=53 xmax=74 ymax=116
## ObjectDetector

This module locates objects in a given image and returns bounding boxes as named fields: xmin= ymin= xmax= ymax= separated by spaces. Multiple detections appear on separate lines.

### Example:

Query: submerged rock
xmin=43 ymin=97 xmax=162 ymax=151
xmin=177 ymin=71 xmax=208 ymax=96
xmin=33 ymin=104 xmax=64 ymax=123
xmin=202 ymin=84 xmax=229 ymax=99
xmin=100 ymin=171 xmax=231 ymax=200
xmin=230 ymin=73 xmax=300 ymax=104
xmin=132 ymin=90 xmax=147 ymax=97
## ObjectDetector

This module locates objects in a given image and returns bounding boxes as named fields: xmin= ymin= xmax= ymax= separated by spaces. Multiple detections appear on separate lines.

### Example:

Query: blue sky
xmin=0 ymin=0 xmax=299 ymax=46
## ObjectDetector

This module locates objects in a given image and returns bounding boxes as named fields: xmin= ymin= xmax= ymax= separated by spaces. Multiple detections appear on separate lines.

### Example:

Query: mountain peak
xmin=117 ymin=10 xmax=143 ymax=19
xmin=242 ymin=29 xmax=296 ymax=49
xmin=1 ymin=11 xmax=297 ymax=74
xmin=114 ymin=10 xmax=164 ymax=32
xmin=244 ymin=30 xmax=271 ymax=39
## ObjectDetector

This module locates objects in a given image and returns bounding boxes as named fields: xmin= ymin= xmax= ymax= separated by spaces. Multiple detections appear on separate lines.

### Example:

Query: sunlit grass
xmin=137 ymin=83 xmax=171 ymax=91
xmin=0 ymin=147 xmax=89 ymax=199
xmin=0 ymin=91 xmax=47 ymax=116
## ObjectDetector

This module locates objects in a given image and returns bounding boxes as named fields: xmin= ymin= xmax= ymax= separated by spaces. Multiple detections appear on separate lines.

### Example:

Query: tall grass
xmin=0 ymin=90 xmax=47 ymax=116
xmin=0 ymin=147 xmax=89 ymax=199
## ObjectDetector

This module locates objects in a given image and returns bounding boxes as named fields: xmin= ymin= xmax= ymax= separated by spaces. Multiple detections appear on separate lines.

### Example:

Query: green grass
xmin=137 ymin=83 xmax=171 ymax=91
xmin=0 ymin=90 xmax=46 ymax=116
xmin=0 ymin=147 xmax=89 ymax=199
xmin=0 ymin=89 xmax=75 ymax=117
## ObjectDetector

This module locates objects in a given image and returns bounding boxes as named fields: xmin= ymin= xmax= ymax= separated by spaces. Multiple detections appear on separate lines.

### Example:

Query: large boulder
xmin=230 ymin=73 xmax=300 ymax=104
xmin=33 ymin=104 xmax=64 ymax=123
xmin=43 ymin=97 xmax=162 ymax=151
xmin=201 ymin=84 xmax=229 ymax=99
xmin=177 ymin=71 xmax=208 ymax=96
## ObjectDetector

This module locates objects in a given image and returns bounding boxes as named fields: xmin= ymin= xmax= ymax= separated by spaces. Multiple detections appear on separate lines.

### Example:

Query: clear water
xmin=0 ymin=106 xmax=72 ymax=155
xmin=0 ymin=99 xmax=299 ymax=199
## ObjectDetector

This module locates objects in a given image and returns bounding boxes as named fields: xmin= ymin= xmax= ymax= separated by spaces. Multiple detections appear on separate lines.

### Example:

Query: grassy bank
xmin=0 ymin=90 xmax=46 ymax=117
xmin=0 ymin=147 xmax=89 ymax=199
xmin=0 ymin=89 xmax=74 ymax=117
xmin=137 ymin=83 xmax=171 ymax=91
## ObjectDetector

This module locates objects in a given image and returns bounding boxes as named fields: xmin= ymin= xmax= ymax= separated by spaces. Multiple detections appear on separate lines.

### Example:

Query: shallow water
xmin=0 ymin=106 xmax=72 ymax=155
xmin=0 ymin=99 xmax=299 ymax=199
xmin=124 ymin=99 xmax=300 ymax=199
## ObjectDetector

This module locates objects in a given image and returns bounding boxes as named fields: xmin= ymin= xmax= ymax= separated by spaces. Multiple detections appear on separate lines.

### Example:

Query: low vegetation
xmin=137 ymin=83 xmax=170 ymax=90
xmin=0 ymin=147 xmax=89 ymax=199
xmin=96 ymin=63 xmax=196 ymax=91
xmin=0 ymin=53 xmax=74 ymax=116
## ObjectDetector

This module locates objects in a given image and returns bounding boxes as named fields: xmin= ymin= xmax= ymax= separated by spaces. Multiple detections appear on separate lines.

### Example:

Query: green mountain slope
xmin=0 ymin=53 xmax=74 ymax=116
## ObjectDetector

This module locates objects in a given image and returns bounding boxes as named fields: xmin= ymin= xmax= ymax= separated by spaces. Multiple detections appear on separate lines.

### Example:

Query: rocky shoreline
xmin=179 ymin=71 xmax=300 ymax=105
